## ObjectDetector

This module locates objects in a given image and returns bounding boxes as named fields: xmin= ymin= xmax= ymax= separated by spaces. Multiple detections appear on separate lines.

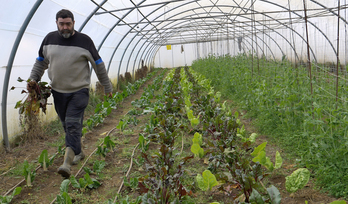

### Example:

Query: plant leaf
xmin=60 ymin=179 xmax=70 ymax=193
xmin=330 ymin=201 xmax=347 ymax=204
xmin=274 ymin=151 xmax=283 ymax=169
xmin=196 ymin=170 xmax=218 ymax=191
xmin=285 ymin=168 xmax=310 ymax=193
xmin=266 ymin=185 xmax=281 ymax=204
xmin=251 ymin=142 xmax=267 ymax=157
xmin=249 ymin=133 xmax=258 ymax=143
xmin=250 ymin=188 xmax=264 ymax=204
xmin=38 ymin=149 xmax=49 ymax=170
xmin=191 ymin=143 xmax=204 ymax=158
xmin=192 ymin=132 xmax=203 ymax=146
xmin=70 ymin=175 xmax=81 ymax=188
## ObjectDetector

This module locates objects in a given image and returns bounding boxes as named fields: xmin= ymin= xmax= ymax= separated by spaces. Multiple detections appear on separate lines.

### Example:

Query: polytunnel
xmin=0 ymin=0 xmax=346 ymax=147
xmin=1 ymin=0 xmax=348 ymax=202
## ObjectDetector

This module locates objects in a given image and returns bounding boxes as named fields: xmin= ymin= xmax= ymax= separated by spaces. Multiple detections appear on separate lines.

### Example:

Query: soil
xmin=0 ymin=69 xmax=343 ymax=204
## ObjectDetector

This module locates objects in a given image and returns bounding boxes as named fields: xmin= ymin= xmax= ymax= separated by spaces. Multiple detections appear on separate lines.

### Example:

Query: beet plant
xmin=11 ymin=77 xmax=51 ymax=141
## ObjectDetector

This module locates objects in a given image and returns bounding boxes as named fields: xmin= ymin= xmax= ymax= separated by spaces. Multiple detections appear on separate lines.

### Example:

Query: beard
xmin=58 ymin=27 xmax=74 ymax=38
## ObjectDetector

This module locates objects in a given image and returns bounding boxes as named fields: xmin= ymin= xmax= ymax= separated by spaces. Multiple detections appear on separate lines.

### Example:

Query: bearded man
xmin=29 ymin=9 xmax=113 ymax=178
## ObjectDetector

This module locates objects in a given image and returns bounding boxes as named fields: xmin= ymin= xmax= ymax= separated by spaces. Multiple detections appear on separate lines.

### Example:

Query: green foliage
xmin=70 ymin=174 xmax=101 ymax=189
xmin=191 ymin=143 xmax=204 ymax=158
xmin=0 ymin=187 xmax=21 ymax=204
xmin=123 ymin=177 xmax=139 ymax=191
xmin=196 ymin=170 xmax=218 ymax=191
xmin=330 ymin=201 xmax=347 ymax=204
xmin=96 ymin=136 xmax=116 ymax=157
xmin=285 ymin=168 xmax=310 ymax=193
xmin=38 ymin=149 xmax=55 ymax=171
xmin=116 ymin=119 xmax=128 ymax=132
xmin=138 ymin=134 xmax=149 ymax=153
xmin=192 ymin=54 xmax=348 ymax=197
xmin=266 ymin=185 xmax=281 ymax=204
xmin=22 ymin=160 xmax=36 ymax=187
xmin=83 ymin=160 xmax=105 ymax=176
xmin=56 ymin=179 xmax=72 ymax=204
xmin=192 ymin=132 xmax=203 ymax=146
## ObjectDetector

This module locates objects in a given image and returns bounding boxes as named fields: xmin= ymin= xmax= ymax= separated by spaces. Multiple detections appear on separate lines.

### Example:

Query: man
xmin=29 ymin=9 xmax=113 ymax=178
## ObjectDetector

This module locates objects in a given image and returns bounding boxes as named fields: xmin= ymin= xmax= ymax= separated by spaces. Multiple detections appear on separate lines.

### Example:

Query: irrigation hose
xmin=113 ymin=143 xmax=139 ymax=203
xmin=2 ymin=149 xmax=65 ymax=197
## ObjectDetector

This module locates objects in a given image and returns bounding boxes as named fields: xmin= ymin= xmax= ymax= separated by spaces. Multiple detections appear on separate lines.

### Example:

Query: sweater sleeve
xmin=88 ymin=39 xmax=113 ymax=93
xmin=29 ymin=41 xmax=49 ymax=82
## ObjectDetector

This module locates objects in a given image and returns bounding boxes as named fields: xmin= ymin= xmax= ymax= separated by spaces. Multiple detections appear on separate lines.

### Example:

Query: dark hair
xmin=56 ymin=9 xmax=74 ymax=21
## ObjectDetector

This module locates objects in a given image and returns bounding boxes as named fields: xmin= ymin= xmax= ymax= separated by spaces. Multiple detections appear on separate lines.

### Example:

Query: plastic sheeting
xmin=0 ymin=0 xmax=346 ymax=147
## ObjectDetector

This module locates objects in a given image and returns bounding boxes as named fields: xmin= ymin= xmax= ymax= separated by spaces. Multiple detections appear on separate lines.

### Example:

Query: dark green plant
xmin=0 ymin=187 xmax=22 ymax=204
xmin=70 ymin=174 xmax=101 ymax=190
xmin=83 ymin=160 xmax=106 ymax=176
xmin=22 ymin=160 xmax=36 ymax=187
xmin=38 ymin=149 xmax=56 ymax=171
xmin=56 ymin=179 xmax=72 ymax=204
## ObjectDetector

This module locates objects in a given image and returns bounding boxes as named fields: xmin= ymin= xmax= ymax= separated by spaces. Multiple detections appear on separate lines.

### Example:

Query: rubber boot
xmin=57 ymin=147 xmax=75 ymax=178
xmin=72 ymin=150 xmax=85 ymax=165
xmin=72 ymin=137 xmax=85 ymax=165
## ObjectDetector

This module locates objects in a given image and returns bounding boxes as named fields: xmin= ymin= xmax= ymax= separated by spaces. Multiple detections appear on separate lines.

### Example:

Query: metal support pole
xmin=336 ymin=0 xmax=341 ymax=105
xmin=1 ymin=0 xmax=43 ymax=150
xmin=303 ymin=0 xmax=313 ymax=95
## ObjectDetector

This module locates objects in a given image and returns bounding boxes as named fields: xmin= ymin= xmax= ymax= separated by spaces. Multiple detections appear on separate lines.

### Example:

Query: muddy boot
xmin=72 ymin=150 xmax=85 ymax=165
xmin=57 ymin=147 xmax=75 ymax=178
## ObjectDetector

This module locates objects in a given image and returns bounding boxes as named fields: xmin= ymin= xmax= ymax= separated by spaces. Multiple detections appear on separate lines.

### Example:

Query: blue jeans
xmin=52 ymin=88 xmax=89 ymax=155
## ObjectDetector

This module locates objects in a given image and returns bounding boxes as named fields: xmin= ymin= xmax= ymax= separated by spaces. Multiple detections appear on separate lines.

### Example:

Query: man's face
xmin=56 ymin=17 xmax=75 ymax=38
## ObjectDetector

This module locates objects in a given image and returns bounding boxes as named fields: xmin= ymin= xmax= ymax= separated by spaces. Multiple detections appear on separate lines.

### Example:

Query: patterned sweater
xmin=30 ymin=30 xmax=113 ymax=94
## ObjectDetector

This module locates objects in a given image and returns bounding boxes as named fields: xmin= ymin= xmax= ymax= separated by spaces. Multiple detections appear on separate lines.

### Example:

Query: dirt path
xmin=0 ymin=71 xmax=159 ymax=203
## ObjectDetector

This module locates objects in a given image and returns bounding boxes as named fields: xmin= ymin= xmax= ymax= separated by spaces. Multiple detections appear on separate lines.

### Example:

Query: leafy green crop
xmin=285 ymin=168 xmax=310 ymax=193
xmin=196 ymin=170 xmax=218 ymax=191
xmin=56 ymin=179 xmax=72 ymax=204
xmin=0 ymin=187 xmax=21 ymax=204
xmin=38 ymin=149 xmax=55 ymax=171
xmin=70 ymin=174 xmax=101 ymax=189
xmin=22 ymin=160 xmax=36 ymax=187
xmin=251 ymin=142 xmax=282 ymax=171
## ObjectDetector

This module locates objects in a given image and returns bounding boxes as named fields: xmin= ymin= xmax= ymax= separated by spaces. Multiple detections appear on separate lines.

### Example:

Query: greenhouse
xmin=0 ymin=0 xmax=348 ymax=203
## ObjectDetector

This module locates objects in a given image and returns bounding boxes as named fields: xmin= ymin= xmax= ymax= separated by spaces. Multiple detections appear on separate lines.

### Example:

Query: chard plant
xmin=56 ymin=179 xmax=72 ymax=204
xmin=97 ymin=135 xmax=116 ymax=157
xmin=195 ymin=170 xmax=218 ymax=191
xmin=116 ymin=119 xmax=128 ymax=132
xmin=138 ymin=133 xmax=150 ymax=153
xmin=83 ymin=160 xmax=106 ymax=176
xmin=22 ymin=160 xmax=36 ymax=187
xmin=123 ymin=177 xmax=139 ymax=192
xmin=191 ymin=132 xmax=204 ymax=158
xmin=251 ymin=142 xmax=283 ymax=171
xmin=70 ymin=174 xmax=101 ymax=190
xmin=0 ymin=187 xmax=21 ymax=204
xmin=38 ymin=149 xmax=55 ymax=171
